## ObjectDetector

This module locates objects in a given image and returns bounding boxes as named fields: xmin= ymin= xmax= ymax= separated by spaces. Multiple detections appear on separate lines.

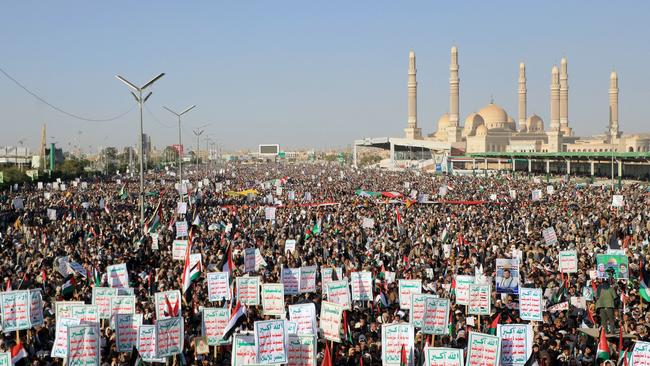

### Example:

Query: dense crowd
xmin=0 ymin=162 xmax=649 ymax=366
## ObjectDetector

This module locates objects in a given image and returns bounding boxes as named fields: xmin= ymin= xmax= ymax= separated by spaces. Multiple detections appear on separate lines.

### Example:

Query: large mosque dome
xmin=463 ymin=113 xmax=485 ymax=136
xmin=526 ymin=114 xmax=544 ymax=132
xmin=478 ymin=103 xmax=509 ymax=130
xmin=437 ymin=113 xmax=450 ymax=130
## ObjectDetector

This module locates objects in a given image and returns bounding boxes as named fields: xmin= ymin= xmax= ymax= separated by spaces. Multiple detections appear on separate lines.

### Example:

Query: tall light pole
xmin=193 ymin=124 xmax=209 ymax=167
xmin=115 ymin=73 xmax=165 ymax=230
xmin=162 ymin=105 xmax=196 ymax=199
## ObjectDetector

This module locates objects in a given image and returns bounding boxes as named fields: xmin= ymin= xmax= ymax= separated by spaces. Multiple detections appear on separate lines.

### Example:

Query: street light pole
xmin=115 ymin=73 xmax=165 ymax=231
xmin=162 ymin=105 xmax=196 ymax=200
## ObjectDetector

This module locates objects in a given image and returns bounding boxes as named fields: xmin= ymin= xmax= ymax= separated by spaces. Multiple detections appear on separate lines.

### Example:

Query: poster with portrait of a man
xmin=495 ymin=259 xmax=520 ymax=295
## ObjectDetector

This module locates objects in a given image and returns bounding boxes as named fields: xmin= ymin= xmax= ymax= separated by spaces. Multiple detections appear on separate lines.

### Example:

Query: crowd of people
xmin=0 ymin=162 xmax=649 ymax=366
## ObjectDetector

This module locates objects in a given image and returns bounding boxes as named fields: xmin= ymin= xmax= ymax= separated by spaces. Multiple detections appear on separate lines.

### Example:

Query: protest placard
xmin=362 ymin=217 xmax=375 ymax=229
xmin=350 ymin=271 xmax=373 ymax=301
xmin=0 ymin=290 xmax=31 ymax=331
xmin=497 ymin=324 xmax=533 ymax=366
xmin=326 ymin=280 xmax=351 ymax=310
xmin=612 ymin=194 xmax=624 ymax=208
xmin=518 ymin=288 xmax=543 ymax=321
xmin=106 ymin=263 xmax=129 ymax=288
xmin=288 ymin=303 xmax=317 ymax=335
xmin=422 ymin=297 xmax=450 ymax=335
xmin=631 ymin=341 xmax=650 ymax=366
xmin=115 ymin=313 xmax=143 ymax=352
xmin=265 ymin=206 xmax=277 ymax=220
xmin=596 ymin=254 xmax=629 ymax=279
xmin=236 ymin=276 xmax=261 ymax=305
xmin=558 ymin=250 xmax=578 ymax=273
xmin=546 ymin=185 xmax=555 ymax=195
xmin=0 ymin=353 xmax=8 ymax=366
xmin=155 ymin=290 xmax=182 ymax=320
xmin=282 ymin=268 xmax=301 ymax=295
xmin=29 ymin=289 xmax=43 ymax=327
xmin=172 ymin=239 xmax=189 ymax=260
xmin=382 ymin=324 xmax=414 ymax=365
xmin=177 ymin=201 xmax=187 ymax=214
xmin=207 ymin=272 xmax=230 ymax=302
xmin=454 ymin=275 xmax=475 ymax=305
xmin=156 ymin=316 xmax=184 ymax=357
xmin=466 ymin=332 xmax=501 ymax=366
xmin=286 ymin=321 xmax=298 ymax=335
xmin=261 ymin=283 xmax=286 ymax=316
xmin=425 ymin=347 xmax=464 ymax=366
xmin=542 ymin=227 xmax=558 ymax=246
xmin=70 ymin=304 xmax=100 ymax=324
xmin=299 ymin=266 xmax=317 ymax=293
xmin=55 ymin=301 xmax=84 ymax=324
xmin=287 ymin=334 xmax=317 ymax=366
xmin=137 ymin=325 xmax=166 ymax=363
xmin=468 ymin=284 xmax=491 ymax=316
xmin=255 ymin=319 xmax=288 ymax=364
xmin=245 ymin=248 xmax=256 ymax=273
xmin=175 ymin=221 xmax=188 ymax=237
xmin=67 ymin=324 xmax=101 ymax=366
xmin=232 ymin=334 xmax=259 ymax=366
xmin=151 ymin=232 xmax=159 ymax=250
xmin=285 ymin=239 xmax=297 ymax=253
xmin=320 ymin=301 xmax=344 ymax=343
xmin=255 ymin=248 xmax=267 ymax=269
xmin=51 ymin=317 xmax=81 ymax=358
xmin=202 ymin=307 xmax=231 ymax=346
xmin=321 ymin=267 xmax=343 ymax=295
xmin=398 ymin=279 xmax=422 ymax=310
xmin=410 ymin=294 xmax=437 ymax=329
xmin=531 ymin=189 xmax=542 ymax=201
xmin=495 ymin=259 xmax=520 ymax=295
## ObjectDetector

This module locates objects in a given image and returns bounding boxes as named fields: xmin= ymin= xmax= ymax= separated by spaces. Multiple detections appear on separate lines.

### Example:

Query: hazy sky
xmin=1 ymin=1 xmax=649 ymax=153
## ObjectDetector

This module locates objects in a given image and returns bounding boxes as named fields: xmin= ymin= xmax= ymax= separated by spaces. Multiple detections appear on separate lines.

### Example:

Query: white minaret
xmin=550 ymin=65 xmax=560 ymax=132
xmin=559 ymin=57 xmax=572 ymax=136
xmin=518 ymin=62 xmax=527 ymax=132
xmin=449 ymin=46 xmax=460 ymax=127
xmin=609 ymin=71 xmax=620 ymax=140
xmin=404 ymin=50 xmax=422 ymax=139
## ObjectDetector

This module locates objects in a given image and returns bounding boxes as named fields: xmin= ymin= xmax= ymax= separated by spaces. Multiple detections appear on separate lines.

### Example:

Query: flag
xmin=488 ymin=313 xmax=501 ymax=335
xmin=395 ymin=207 xmax=402 ymax=227
xmin=92 ymin=267 xmax=101 ymax=287
xmin=104 ymin=201 xmax=110 ymax=215
xmin=41 ymin=269 xmax=47 ymax=287
xmin=11 ymin=342 xmax=27 ymax=364
xmin=164 ymin=294 xmax=180 ymax=318
xmin=5 ymin=278 xmax=11 ymax=291
xmin=192 ymin=213 xmax=201 ymax=227
xmin=61 ymin=276 xmax=75 ymax=296
xmin=618 ymin=348 xmax=631 ymax=366
xmin=374 ymin=291 xmax=388 ymax=308
xmin=597 ymin=327 xmax=610 ymax=360
xmin=181 ymin=232 xmax=195 ymax=293
xmin=343 ymin=311 xmax=352 ymax=343
xmin=321 ymin=341 xmax=332 ymax=366
xmin=218 ymin=243 xmax=234 ymax=278
xmin=119 ymin=184 xmax=128 ymax=200
xmin=222 ymin=301 xmax=247 ymax=339
xmin=440 ymin=228 xmax=448 ymax=243
xmin=450 ymin=277 xmax=457 ymax=297
xmin=641 ymin=259 xmax=650 ymax=302
xmin=400 ymin=344 xmax=408 ymax=366
xmin=144 ymin=201 xmax=161 ymax=234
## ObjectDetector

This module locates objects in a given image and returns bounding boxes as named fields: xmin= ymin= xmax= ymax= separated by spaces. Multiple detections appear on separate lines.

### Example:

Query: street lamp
xmin=162 ymin=105 xmax=196 ymax=197
xmin=115 ymin=72 xmax=165 ymax=230
xmin=193 ymin=123 xmax=210 ymax=167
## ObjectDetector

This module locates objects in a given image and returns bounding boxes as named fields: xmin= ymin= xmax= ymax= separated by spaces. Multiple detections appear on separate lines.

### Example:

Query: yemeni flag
xmin=597 ymin=327 xmax=610 ymax=360
xmin=640 ymin=259 xmax=650 ymax=302
xmin=488 ymin=313 xmax=501 ymax=335
xmin=181 ymin=231 xmax=195 ymax=293
xmin=222 ymin=301 xmax=247 ymax=339
xmin=321 ymin=341 xmax=332 ymax=366
xmin=61 ymin=276 xmax=76 ymax=296
xmin=11 ymin=342 xmax=27 ymax=364
xmin=400 ymin=344 xmax=408 ymax=366
xmin=144 ymin=201 xmax=161 ymax=234
xmin=219 ymin=243 xmax=234 ymax=279
xmin=395 ymin=206 xmax=402 ymax=227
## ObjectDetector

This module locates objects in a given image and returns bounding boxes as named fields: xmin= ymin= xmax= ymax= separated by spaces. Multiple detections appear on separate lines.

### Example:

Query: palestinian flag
xmin=222 ymin=301 xmax=247 ymax=339
xmin=11 ymin=342 xmax=27 ymax=364
xmin=374 ymin=291 xmax=388 ymax=308
xmin=343 ymin=310 xmax=353 ymax=343
xmin=640 ymin=259 xmax=650 ymax=302
xmin=321 ymin=341 xmax=332 ymax=366
xmin=618 ymin=348 xmax=631 ymax=366
xmin=440 ymin=228 xmax=448 ymax=243
xmin=92 ymin=267 xmax=101 ymax=287
xmin=400 ymin=344 xmax=408 ymax=366
xmin=488 ymin=313 xmax=501 ymax=335
xmin=61 ymin=276 xmax=76 ymax=296
xmin=597 ymin=327 xmax=610 ymax=360
xmin=144 ymin=201 xmax=161 ymax=234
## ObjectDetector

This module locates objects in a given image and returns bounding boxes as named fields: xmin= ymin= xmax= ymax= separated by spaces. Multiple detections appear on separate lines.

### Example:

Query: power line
xmin=0 ymin=66 xmax=134 ymax=122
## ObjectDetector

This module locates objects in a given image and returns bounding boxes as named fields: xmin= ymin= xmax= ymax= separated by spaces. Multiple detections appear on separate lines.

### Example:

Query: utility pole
xmin=163 ymin=105 xmax=197 ymax=200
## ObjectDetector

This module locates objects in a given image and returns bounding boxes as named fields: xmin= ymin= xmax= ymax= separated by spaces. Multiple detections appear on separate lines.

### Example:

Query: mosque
xmin=398 ymin=46 xmax=650 ymax=155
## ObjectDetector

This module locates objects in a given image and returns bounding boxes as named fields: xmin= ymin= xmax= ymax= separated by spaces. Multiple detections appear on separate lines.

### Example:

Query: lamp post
xmin=162 ymin=105 xmax=196 ymax=200
xmin=193 ymin=124 xmax=210 ymax=168
xmin=115 ymin=73 xmax=165 ymax=230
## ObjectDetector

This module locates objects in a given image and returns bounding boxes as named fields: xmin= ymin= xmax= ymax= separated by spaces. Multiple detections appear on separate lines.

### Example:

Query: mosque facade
xmin=404 ymin=47 xmax=650 ymax=154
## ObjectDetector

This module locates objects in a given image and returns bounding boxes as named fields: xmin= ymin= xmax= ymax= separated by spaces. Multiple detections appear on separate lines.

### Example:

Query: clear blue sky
xmin=1 ymin=1 xmax=649 ymax=153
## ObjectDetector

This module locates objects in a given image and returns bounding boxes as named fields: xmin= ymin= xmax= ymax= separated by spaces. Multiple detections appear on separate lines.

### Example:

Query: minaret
xmin=550 ymin=65 xmax=560 ymax=132
xmin=404 ymin=49 xmax=422 ymax=139
xmin=449 ymin=46 xmax=460 ymax=127
xmin=518 ymin=62 xmax=527 ymax=132
xmin=609 ymin=71 xmax=620 ymax=140
xmin=559 ymin=57 xmax=572 ymax=136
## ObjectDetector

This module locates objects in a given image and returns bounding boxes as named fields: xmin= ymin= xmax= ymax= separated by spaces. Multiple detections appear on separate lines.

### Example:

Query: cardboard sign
xmin=261 ymin=283 xmax=286 ymax=316
xmin=176 ymin=202 xmax=187 ymax=214
xmin=466 ymin=332 xmax=501 ymax=366
xmin=70 ymin=304 xmax=100 ymax=324
xmin=0 ymin=353 xmax=9 ymax=366
xmin=202 ymin=307 xmax=231 ymax=346
xmin=67 ymin=325 xmax=101 ymax=366
xmin=362 ymin=217 xmax=375 ymax=229
xmin=495 ymin=258 xmax=520 ymax=295
xmin=558 ymin=250 xmax=578 ymax=273
xmin=468 ymin=284 xmax=491 ymax=316
xmin=320 ymin=301 xmax=344 ymax=343
xmin=154 ymin=290 xmax=182 ymax=320
xmin=172 ymin=240 xmax=189 ymax=260
xmin=454 ymin=275 xmax=475 ymax=305
xmin=51 ymin=317 xmax=81 ymax=358
xmin=207 ymin=272 xmax=231 ymax=302
xmin=255 ymin=248 xmax=268 ymax=269
xmin=29 ymin=289 xmax=44 ymax=327
xmin=518 ymin=288 xmax=543 ymax=321
xmin=546 ymin=185 xmax=555 ymax=195
xmin=497 ymin=324 xmax=533 ymax=366
xmin=421 ymin=297 xmax=450 ymax=335
xmin=265 ymin=207 xmax=277 ymax=220
xmin=254 ymin=319 xmax=288 ymax=364
xmin=288 ymin=303 xmax=317 ymax=335
xmin=350 ymin=271 xmax=373 ymax=301
xmin=299 ymin=266 xmax=317 ymax=293
xmin=116 ymin=313 xmax=143 ymax=352
xmin=410 ymin=294 xmax=437 ymax=329
xmin=321 ymin=267 xmax=343 ymax=295
xmin=156 ymin=317 xmax=184 ymax=357
xmin=612 ymin=195 xmax=624 ymax=207
xmin=531 ymin=189 xmax=542 ymax=201
xmin=286 ymin=321 xmax=298 ymax=335
xmin=326 ymin=280 xmax=351 ymax=310
xmin=175 ymin=221 xmax=188 ymax=237
xmin=0 ymin=290 xmax=31 ymax=331
xmin=382 ymin=324 xmax=415 ymax=365
xmin=284 ymin=239 xmax=297 ymax=254
xmin=245 ymin=248 xmax=256 ymax=273
xmin=287 ymin=334 xmax=317 ymax=366
xmin=282 ymin=268 xmax=301 ymax=295
xmin=596 ymin=254 xmax=629 ymax=279
xmin=631 ymin=341 xmax=650 ymax=366
xmin=542 ymin=227 xmax=558 ymax=246
xmin=398 ymin=279 xmax=422 ymax=310
xmin=425 ymin=347 xmax=464 ymax=366
xmin=55 ymin=301 xmax=84 ymax=324
xmin=232 ymin=334 xmax=258 ymax=366
xmin=107 ymin=263 xmax=129 ymax=288
xmin=151 ymin=233 xmax=159 ymax=250
xmin=137 ymin=325 xmax=166 ymax=363
xmin=236 ymin=276 xmax=261 ymax=305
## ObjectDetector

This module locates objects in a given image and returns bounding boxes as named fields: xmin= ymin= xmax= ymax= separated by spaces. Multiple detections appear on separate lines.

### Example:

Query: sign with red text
xmin=70 ymin=304 xmax=100 ymax=325
xmin=29 ymin=289 xmax=44 ymax=327
xmin=202 ymin=307 xmax=231 ymax=346
xmin=282 ymin=268 xmax=301 ymax=295
xmin=321 ymin=267 xmax=343 ymax=296
xmin=67 ymin=324 xmax=101 ymax=366
xmin=299 ymin=266 xmax=317 ymax=293
xmin=468 ymin=284 xmax=491 ymax=316
xmin=172 ymin=240 xmax=189 ymax=260
xmin=262 ymin=284 xmax=286 ymax=316
xmin=455 ymin=275 xmax=475 ymax=305
xmin=288 ymin=334 xmax=317 ymax=366
xmin=382 ymin=324 xmax=415 ymax=365
xmin=51 ymin=317 xmax=81 ymax=358
xmin=245 ymin=248 xmax=256 ymax=273
xmin=107 ymin=263 xmax=129 ymax=288
xmin=156 ymin=316 xmax=184 ymax=357
xmin=542 ymin=227 xmax=558 ymax=246
xmin=425 ymin=347 xmax=464 ymax=366
xmin=410 ymin=294 xmax=437 ymax=329
xmin=466 ymin=332 xmax=501 ymax=366
xmin=631 ymin=341 xmax=650 ymax=366
xmin=232 ymin=334 xmax=260 ymax=366
xmin=320 ymin=301 xmax=344 ymax=343
xmin=558 ymin=250 xmax=578 ymax=273
xmin=422 ymin=298 xmax=450 ymax=335
xmin=518 ymin=288 xmax=543 ymax=321
xmin=137 ymin=325 xmax=166 ymax=363
xmin=350 ymin=271 xmax=373 ymax=301
xmin=110 ymin=295 xmax=136 ymax=327
xmin=289 ymin=303 xmax=317 ymax=335
xmin=326 ymin=280 xmax=351 ymax=310
xmin=116 ymin=313 xmax=142 ymax=352
xmin=497 ymin=324 xmax=533 ymax=366
xmin=92 ymin=287 xmax=118 ymax=319
xmin=254 ymin=319 xmax=288 ymax=364
xmin=398 ymin=279 xmax=422 ymax=310
xmin=207 ymin=272 xmax=230 ymax=302
xmin=0 ymin=290 xmax=31 ymax=331
xmin=236 ymin=276 xmax=261 ymax=305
